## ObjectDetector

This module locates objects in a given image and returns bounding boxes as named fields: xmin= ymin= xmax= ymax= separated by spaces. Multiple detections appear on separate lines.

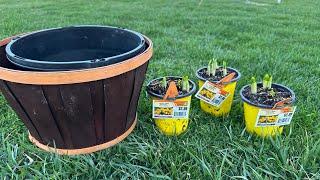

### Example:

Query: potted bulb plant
xmin=240 ymin=74 xmax=296 ymax=137
xmin=195 ymin=59 xmax=241 ymax=117
xmin=146 ymin=76 xmax=196 ymax=136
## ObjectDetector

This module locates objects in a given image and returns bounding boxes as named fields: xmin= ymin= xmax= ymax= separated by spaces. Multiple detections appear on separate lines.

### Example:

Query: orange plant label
xmin=163 ymin=81 xmax=179 ymax=100
xmin=217 ymin=72 xmax=236 ymax=84
xmin=195 ymin=81 xmax=230 ymax=107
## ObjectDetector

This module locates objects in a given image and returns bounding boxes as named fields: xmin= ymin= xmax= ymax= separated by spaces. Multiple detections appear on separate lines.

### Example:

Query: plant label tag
xmin=255 ymin=106 xmax=297 ymax=127
xmin=152 ymin=100 xmax=190 ymax=119
xmin=195 ymin=81 xmax=230 ymax=107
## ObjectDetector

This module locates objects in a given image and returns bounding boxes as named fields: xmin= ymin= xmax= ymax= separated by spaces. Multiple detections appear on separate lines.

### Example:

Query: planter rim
xmin=240 ymin=82 xmax=296 ymax=109
xmin=146 ymin=76 xmax=197 ymax=99
xmin=196 ymin=66 xmax=241 ymax=84
xmin=5 ymin=25 xmax=146 ymax=71
xmin=0 ymin=34 xmax=153 ymax=85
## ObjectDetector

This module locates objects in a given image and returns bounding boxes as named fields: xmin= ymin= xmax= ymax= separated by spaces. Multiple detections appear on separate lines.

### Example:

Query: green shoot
xmin=263 ymin=74 xmax=270 ymax=89
xmin=182 ymin=76 xmax=190 ymax=92
xmin=206 ymin=58 xmax=218 ymax=76
xmin=210 ymin=58 xmax=218 ymax=76
xmin=222 ymin=61 xmax=227 ymax=76
xmin=262 ymin=74 xmax=273 ymax=90
xmin=177 ymin=79 xmax=182 ymax=89
xmin=269 ymin=89 xmax=276 ymax=97
xmin=161 ymin=77 xmax=167 ymax=89
xmin=250 ymin=77 xmax=257 ymax=94
xmin=206 ymin=59 xmax=212 ymax=76
xmin=267 ymin=76 xmax=272 ymax=89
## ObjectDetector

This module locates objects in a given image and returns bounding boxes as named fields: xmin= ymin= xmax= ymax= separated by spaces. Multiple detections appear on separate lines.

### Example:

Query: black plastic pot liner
xmin=6 ymin=25 xmax=145 ymax=71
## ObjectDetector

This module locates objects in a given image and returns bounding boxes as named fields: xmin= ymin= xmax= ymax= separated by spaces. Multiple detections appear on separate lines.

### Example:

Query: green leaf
xmin=251 ymin=77 xmax=257 ymax=94
xmin=161 ymin=77 xmax=167 ymax=89
xmin=207 ymin=60 xmax=212 ymax=76
xmin=263 ymin=74 xmax=270 ymax=89
xmin=222 ymin=61 xmax=227 ymax=76
xmin=182 ymin=76 xmax=189 ymax=92
xmin=268 ymin=76 xmax=273 ymax=89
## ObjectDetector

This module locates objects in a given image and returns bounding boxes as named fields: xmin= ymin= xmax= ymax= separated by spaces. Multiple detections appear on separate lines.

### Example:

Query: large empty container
xmin=0 ymin=27 xmax=153 ymax=155
xmin=5 ymin=25 xmax=146 ymax=71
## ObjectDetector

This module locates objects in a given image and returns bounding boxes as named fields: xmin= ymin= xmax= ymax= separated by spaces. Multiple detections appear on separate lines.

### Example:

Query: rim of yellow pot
xmin=146 ymin=76 xmax=197 ymax=99
xmin=195 ymin=66 xmax=241 ymax=84
xmin=240 ymin=82 xmax=296 ymax=109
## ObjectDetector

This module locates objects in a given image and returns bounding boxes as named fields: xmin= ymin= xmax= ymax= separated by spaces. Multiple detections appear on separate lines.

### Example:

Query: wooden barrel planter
xmin=0 ymin=34 xmax=153 ymax=155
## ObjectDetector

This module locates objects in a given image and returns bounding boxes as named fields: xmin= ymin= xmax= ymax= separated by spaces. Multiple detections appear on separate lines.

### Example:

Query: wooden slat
xmin=89 ymin=81 xmax=105 ymax=144
xmin=42 ymin=86 xmax=74 ymax=148
xmin=126 ymin=62 xmax=149 ymax=129
xmin=103 ymin=70 xmax=135 ymax=141
xmin=59 ymin=83 xmax=96 ymax=148
xmin=0 ymin=80 xmax=42 ymax=141
xmin=29 ymin=117 xmax=137 ymax=155
xmin=6 ymin=82 xmax=65 ymax=147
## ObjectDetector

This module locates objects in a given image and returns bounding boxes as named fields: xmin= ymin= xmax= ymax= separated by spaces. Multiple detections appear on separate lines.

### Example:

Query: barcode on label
xmin=213 ymin=99 xmax=222 ymax=105
xmin=174 ymin=112 xmax=187 ymax=117
xmin=278 ymin=118 xmax=290 ymax=123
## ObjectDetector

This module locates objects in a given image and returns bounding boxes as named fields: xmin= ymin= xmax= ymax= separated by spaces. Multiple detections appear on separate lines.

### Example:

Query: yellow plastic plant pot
xmin=146 ymin=76 xmax=196 ymax=136
xmin=196 ymin=67 xmax=241 ymax=117
xmin=240 ymin=83 xmax=296 ymax=137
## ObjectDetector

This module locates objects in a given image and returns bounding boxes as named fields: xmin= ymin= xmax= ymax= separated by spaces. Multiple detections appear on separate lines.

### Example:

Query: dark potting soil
xmin=197 ymin=67 xmax=237 ymax=82
xmin=147 ymin=77 xmax=193 ymax=97
xmin=242 ymin=85 xmax=293 ymax=107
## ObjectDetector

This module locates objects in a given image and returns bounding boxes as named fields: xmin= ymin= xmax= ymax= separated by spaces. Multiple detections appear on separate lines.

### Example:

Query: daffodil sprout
xmin=263 ymin=74 xmax=269 ymax=89
xmin=207 ymin=59 xmax=211 ymax=76
xmin=161 ymin=77 xmax=167 ymax=89
xmin=182 ymin=76 xmax=190 ymax=92
xmin=207 ymin=58 xmax=218 ymax=76
xmin=263 ymin=74 xmax=272 ymax=89
xmin=222 ymin=61 xmax=227 ymax=76
xmin=267 ymin=76 xmax=272 ymax=89
xmin=211 ymin=58 xmax=218 ymax=75
xmin=250 ymin=77 xmax=257 ymax=94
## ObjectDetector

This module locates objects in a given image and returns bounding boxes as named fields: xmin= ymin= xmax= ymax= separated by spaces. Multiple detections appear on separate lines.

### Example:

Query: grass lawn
xmin=0 ymin=0 xmax=320 ymax=178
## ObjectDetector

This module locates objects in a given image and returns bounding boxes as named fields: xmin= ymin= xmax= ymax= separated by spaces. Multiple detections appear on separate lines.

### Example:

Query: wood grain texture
xmin=42 ymin=86 xmax=74 ymax=148
xmin=126 ymin=62 xmax=149 ymax=129
xmin=6 ymin=82 xmax=65 ymax=147
xmin=0 ymin=64 xmax=149 ymax=149
xmin=89 ymin=81 xmax=105 ymax=144
xmin=104 ymin=70 xmax=135 ymax=141
xmin=0 ymin=80 xmax=42 ymax=141
xmin=59 ymin=83 xmax=96 ymax=148
xmin=29 ymin=117 xmax=137 ymax=155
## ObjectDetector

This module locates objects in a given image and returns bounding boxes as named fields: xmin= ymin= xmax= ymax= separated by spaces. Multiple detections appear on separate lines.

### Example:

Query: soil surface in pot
xmin=242 ymin=84 xmax=293 ymax=107
xmin=197 ymin=67 xmax=238 ymax=82
xmin=147 ymin=77 xmax=193 ymax=97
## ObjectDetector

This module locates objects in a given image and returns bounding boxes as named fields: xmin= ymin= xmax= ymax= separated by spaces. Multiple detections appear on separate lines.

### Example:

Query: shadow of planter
xmin=0 ymin=33 xmax=153 ymax=155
